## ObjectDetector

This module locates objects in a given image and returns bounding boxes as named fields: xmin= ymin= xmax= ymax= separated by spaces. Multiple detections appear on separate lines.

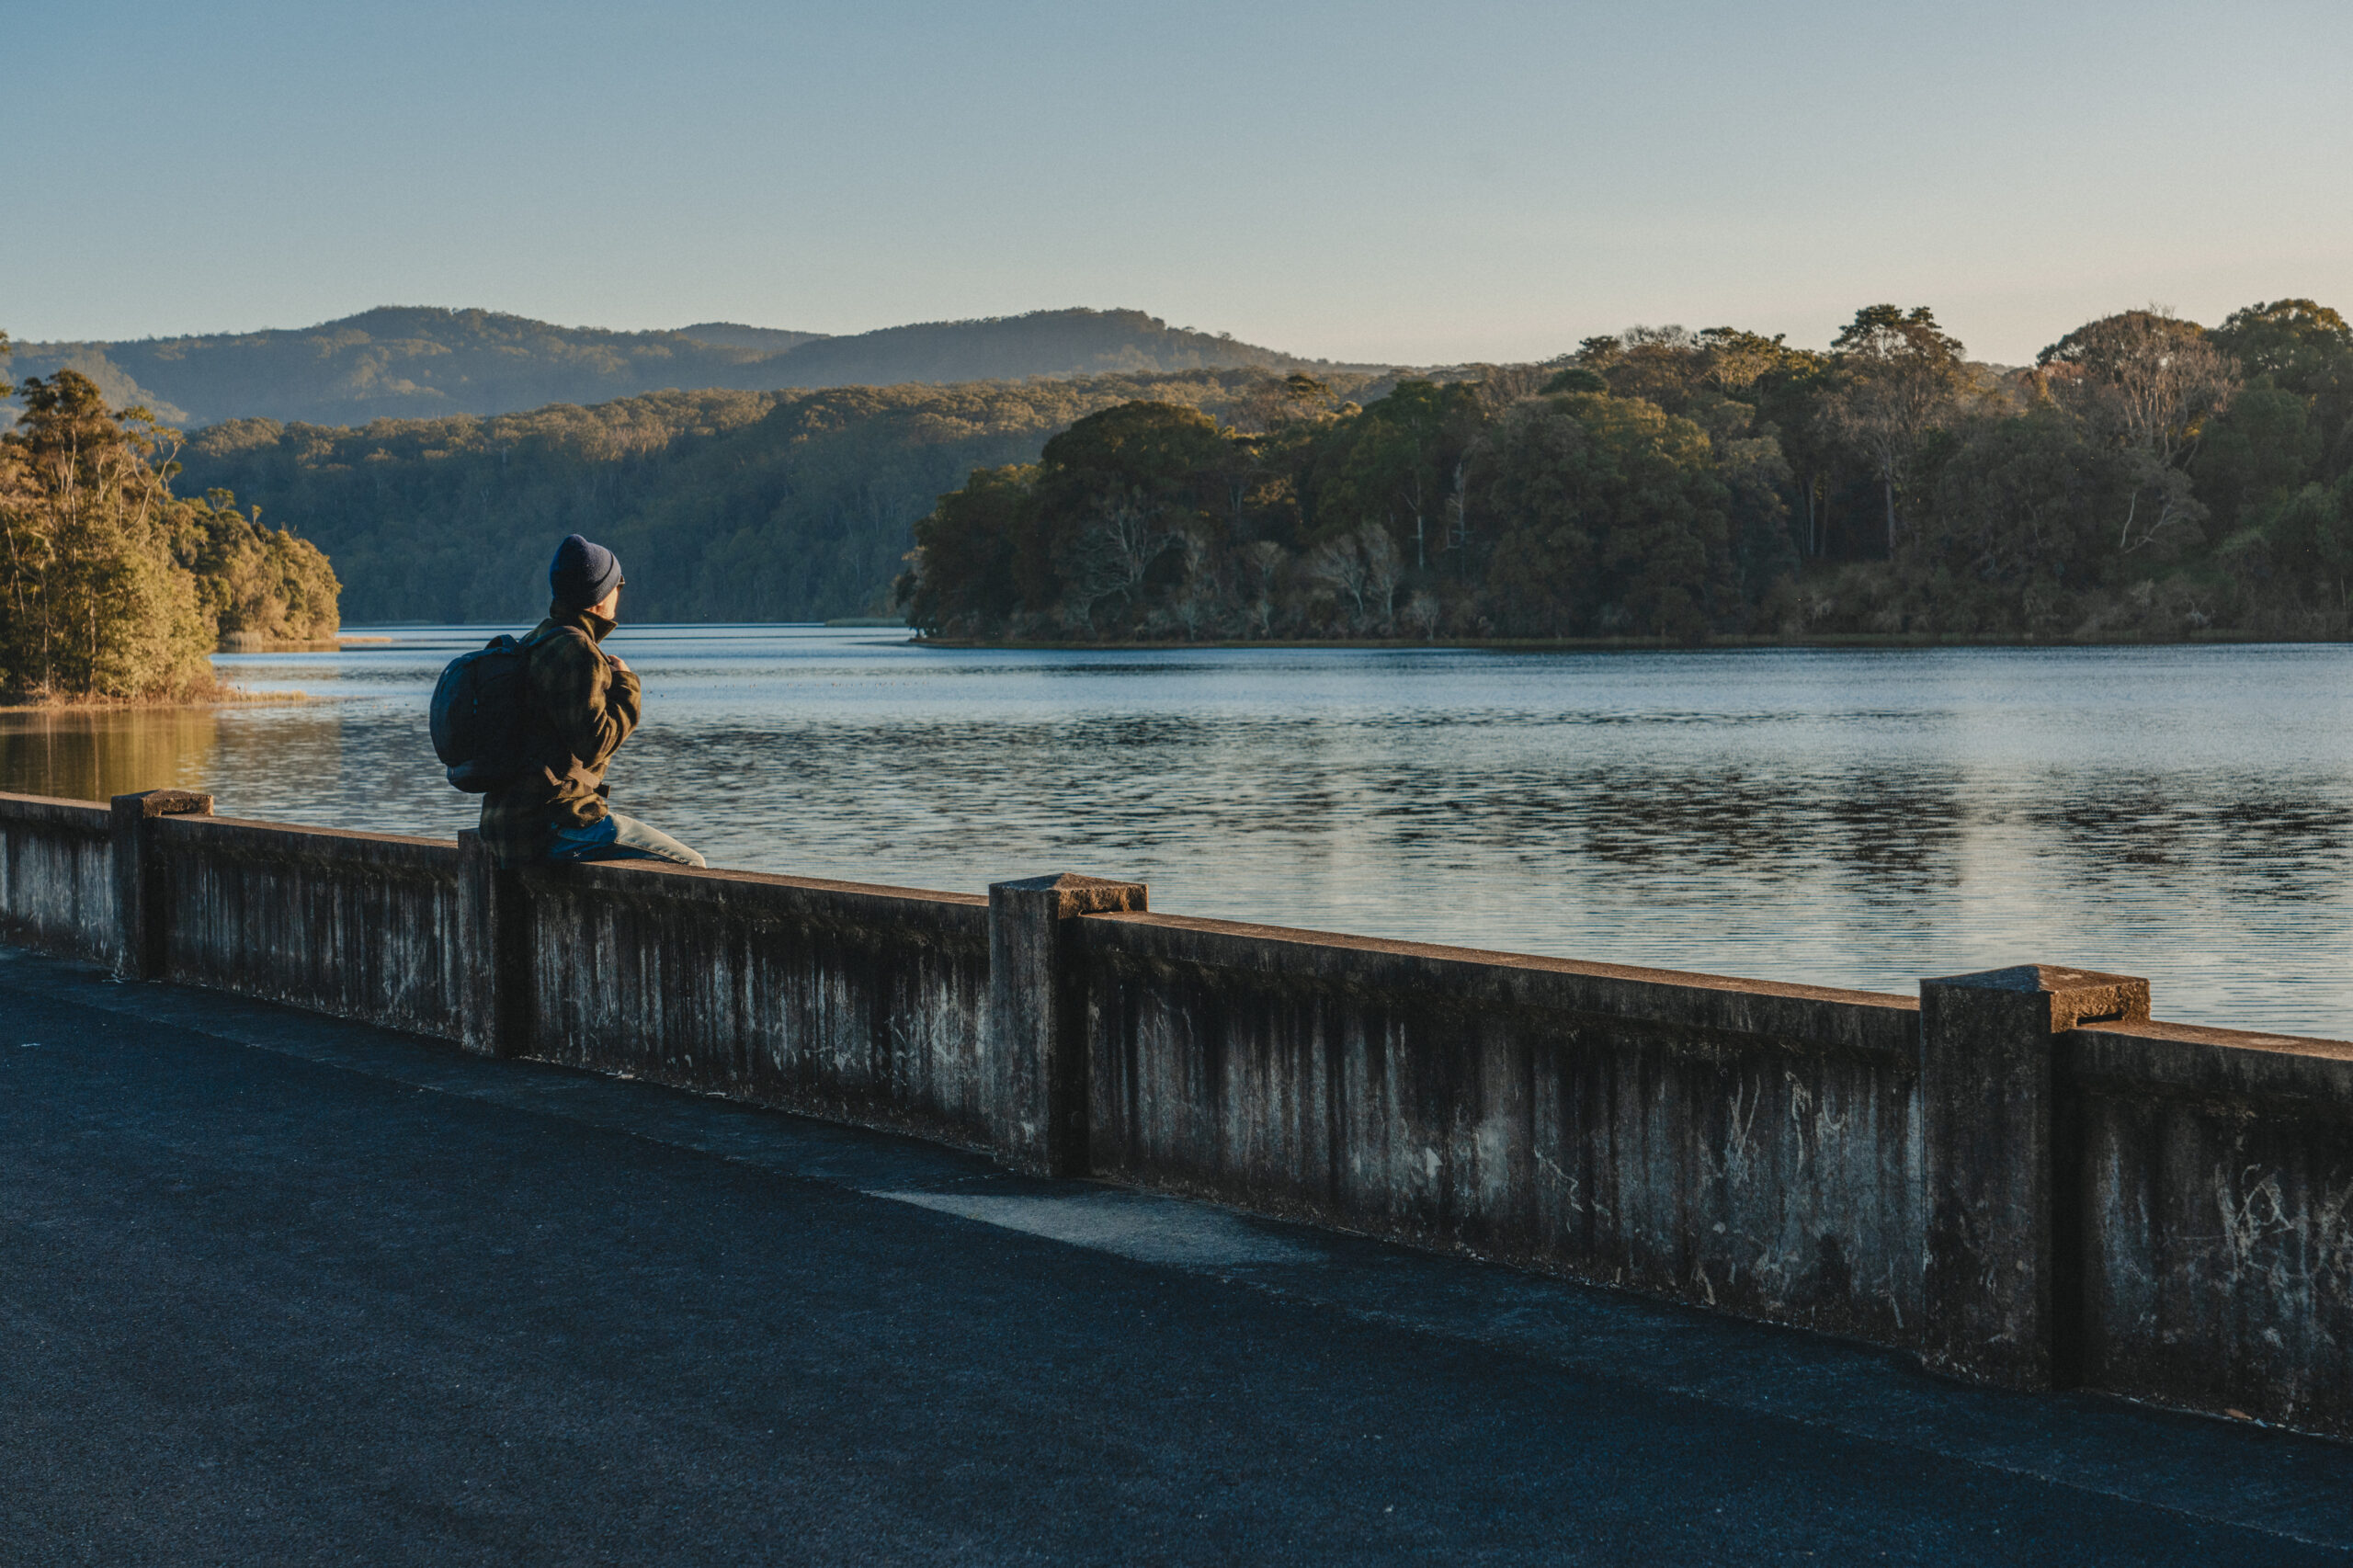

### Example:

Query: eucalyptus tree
xmin=1824 ymin=305 xmax=1969 ymax=557
xmin=2037 ymin=310 xmax=2237 ymax=556
xmin=0 ymin=371 xmax=212 ymax=698
xmin=1302 ymin=379 xmax=1483 ymax=572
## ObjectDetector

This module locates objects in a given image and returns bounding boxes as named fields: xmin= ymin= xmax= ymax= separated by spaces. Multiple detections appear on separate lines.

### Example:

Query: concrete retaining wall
xmin=153 ymin=814 xmax=468 ymax=1042
xmin=511 ymin=859 xmax=995 ymax=1152
xmin=0 ymin=793 xmax=119 ymax=964
xmin=1077 ymin=912 xmax=1925 ymax=1346
xmin=2067 ymin=1019 xmax=2353 ymax=1434
xmin=3 ymin=787 xmax=2349 ymax=1440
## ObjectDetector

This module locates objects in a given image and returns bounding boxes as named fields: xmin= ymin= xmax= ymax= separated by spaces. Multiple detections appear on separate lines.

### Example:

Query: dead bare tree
xmin=1403 ymin=591 xmax=1440 ymax=640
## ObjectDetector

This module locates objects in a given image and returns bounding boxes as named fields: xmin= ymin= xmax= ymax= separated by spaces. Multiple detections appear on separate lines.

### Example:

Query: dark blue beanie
xmin=549 ymin=533 xmax=623 ymax=610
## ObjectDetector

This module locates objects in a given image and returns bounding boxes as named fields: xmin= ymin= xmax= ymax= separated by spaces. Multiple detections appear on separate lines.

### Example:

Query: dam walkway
xmin=2 ymin=944 xmax=2349 ymax=1567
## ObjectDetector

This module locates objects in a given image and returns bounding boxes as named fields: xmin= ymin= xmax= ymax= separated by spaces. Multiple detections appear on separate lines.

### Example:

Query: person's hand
xmin=607 ymin=653 xmax=630 ymax=674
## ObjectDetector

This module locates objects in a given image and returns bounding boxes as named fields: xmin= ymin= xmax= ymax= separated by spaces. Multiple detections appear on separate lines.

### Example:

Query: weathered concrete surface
xmin=515 ymin=856 xmax=998 ymax=1153
xmin=2069 ymin=1018 xmax=2353 ymax=1437
xmin=1920 ymin=965 xmax=2152 ymax=1391
xmin=0 ymin=792 xmax=117 ymax=964
xmin=154 ymin=812 xmax=465 ymax=1041
xmin=988 ymin=871 xmax=1148 ymax=1176
xmin=110 ymin=788 xmax=214 ymax=981
xmin=6 ymin=949 xmax=2352 ymax=1567
xmin=1078 ymin=911 xmax=1926 ymax=1346
xmin=456 ymin=829 xmax=528 ymax=1057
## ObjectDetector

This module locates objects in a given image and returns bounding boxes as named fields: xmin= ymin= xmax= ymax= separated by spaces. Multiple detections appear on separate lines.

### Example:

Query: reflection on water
xmin=12 ymin=628 xmax=2353 ymax=1037
xmin=0 ymin=708 xmax=224 ymax=802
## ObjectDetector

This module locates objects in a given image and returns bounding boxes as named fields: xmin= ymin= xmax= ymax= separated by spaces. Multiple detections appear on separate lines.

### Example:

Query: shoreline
xmin=219 ymin=635 xmax=388 ymax=653
xmin=909 ymin=628 xmax=2346 ymax=653
xmin=0 ymin=688 xmax=318 ymax=715
xmin=0 ymin=633 xmax=371 ymax=713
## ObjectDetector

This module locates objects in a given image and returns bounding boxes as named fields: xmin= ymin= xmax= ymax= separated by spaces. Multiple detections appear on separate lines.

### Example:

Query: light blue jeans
xmin=548 ymin=812 xmax=707 ymax=869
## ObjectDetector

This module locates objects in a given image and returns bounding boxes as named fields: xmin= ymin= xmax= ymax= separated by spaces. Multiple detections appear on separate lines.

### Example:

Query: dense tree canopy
xmin=0 ymin=368 xmax=337 ymax=699
xmin=904 ymin=297 xmax=2353 ymax=642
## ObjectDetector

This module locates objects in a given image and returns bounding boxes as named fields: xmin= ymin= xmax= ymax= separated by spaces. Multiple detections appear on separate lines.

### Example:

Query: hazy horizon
xmin=12 ymin=1 xmax=2353 ymax=366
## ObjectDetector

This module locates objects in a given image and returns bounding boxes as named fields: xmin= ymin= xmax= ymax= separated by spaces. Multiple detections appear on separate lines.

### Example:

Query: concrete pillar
xmin=456 ymin=830 xmax=527 ymax=1058
xmin=109 ymin=790 xmax=212 ymax=981
xmin=1919 ymin=963 xmax=2148 ymax=1390
xmin=987 ymin=872 xmax=1147 ymax=1177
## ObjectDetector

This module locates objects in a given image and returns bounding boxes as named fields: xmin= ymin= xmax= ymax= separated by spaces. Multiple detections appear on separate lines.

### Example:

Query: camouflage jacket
xmin=477 ymin=602 xmax=642 ymax=867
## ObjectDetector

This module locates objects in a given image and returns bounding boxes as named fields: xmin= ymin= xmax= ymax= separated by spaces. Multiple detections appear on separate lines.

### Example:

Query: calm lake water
xmin=6 ymin=627 xmax=2352 ymax=1038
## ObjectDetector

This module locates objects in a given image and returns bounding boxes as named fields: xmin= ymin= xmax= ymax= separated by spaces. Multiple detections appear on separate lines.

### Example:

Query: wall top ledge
xmin=157 ymin=813 xmax=449 ymax=851
xmin=2070 ymin=1015 xmax=2353 ymax=1062
xmin=531 ymin=854 xmax=990 ymax=910
xmin=0 ymin=790 xmax=114 ymax=822
xmin=1080 ymin=907 xmax=1919 ymax=1013
xmin=2063 ymin=1017 xmax=2353 ymax=1109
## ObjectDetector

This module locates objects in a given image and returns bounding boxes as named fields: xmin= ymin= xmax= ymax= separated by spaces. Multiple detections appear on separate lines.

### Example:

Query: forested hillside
xmin=749 ymin=311 xmax=1328 ymax=390
xmin=67 ymin=294 xmax=2353 ymax=644
xmin=174 ymin=369 xmax=1386 ymax=624
xmin=903 ymin=299 xmax=2353 ymax=643
xmin=7 ymin=306 xmax=1369 ymax=430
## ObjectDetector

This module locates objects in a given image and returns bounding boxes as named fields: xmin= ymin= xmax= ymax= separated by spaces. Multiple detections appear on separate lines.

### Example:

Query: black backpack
xmin=430 ymin=632 xmax=537 ymax=792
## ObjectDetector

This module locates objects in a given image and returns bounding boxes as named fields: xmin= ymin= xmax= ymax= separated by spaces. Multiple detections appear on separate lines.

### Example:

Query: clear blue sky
xmin=7 ymin=0 xmax=2350 ymax=365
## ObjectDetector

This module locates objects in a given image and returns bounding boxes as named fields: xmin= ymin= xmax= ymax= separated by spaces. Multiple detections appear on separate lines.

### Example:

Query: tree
xmin=1717 ymin=435 xmax=1798 ymax=617
xmin=176 ymin=369 xmax=1387 ymax=627
xmin=2219 ymin=476 xmax=2353 ymax=628
xmin=1576 ymin=325 xmax=1705 ymax=409
xmin=1023 ymin=401 xmax=1230 ymax=634
xmin=1824 ymin=305 xmax=1968 ymax=557
xmin=2211 ymin=299 xmax=2352 ymax=393
xmin=1303 ymin=523 xmax=1402 ymax=631
xmin=2038 ymin=310 xmax=2237 ymax=554
xmin=1240 ymin=540 xmax=1284 ymax=636
xmin=1540 ymin=367 xmax=1608 ymax=396
xmin=1061 ymin=494 xmax=1179 ymax=632
xmin=2210 ymin=300 xmax=2353 ymax=477
xmin=1228 ymin=371 xmax=1334 ymax=436
xmin=2193 ymin=387 xmax=2320 ymax=531
xmin=899 ymin=464 xmax=1034 ymax=637
xmin=1481 ymin=392 xmax=1731 ymax=640
xmin=176 ymin=490 xmax=342 ymax=644
xmin=0 ymin=372 xmax=214 ymax=698
xmin=1750 ymin=347 xmax=1838 ymax=558
xmin=1919 ymin=403 xmax=2123 ymax=631
xmin=1156 ymin=526 xmax=1230 ymax=640
xmin=0 ymin=366 xmax=339 ymax=696
xmin=1695 ymin=327 xmax=1797 ymax=397
xmin=1302 ymin=380 xmax=1482 ymax=572
xmin=1402 ymin=592 xmax=1440 ymax=639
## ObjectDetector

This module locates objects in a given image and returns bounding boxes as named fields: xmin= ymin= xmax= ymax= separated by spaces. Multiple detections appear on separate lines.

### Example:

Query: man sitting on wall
xmin=480 ymin=534 xmax=706 ymax=869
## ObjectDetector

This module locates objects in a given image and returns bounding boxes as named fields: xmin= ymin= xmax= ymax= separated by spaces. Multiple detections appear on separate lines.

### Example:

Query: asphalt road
xmin=3 ymin=946 xmax=2349 ymax=1566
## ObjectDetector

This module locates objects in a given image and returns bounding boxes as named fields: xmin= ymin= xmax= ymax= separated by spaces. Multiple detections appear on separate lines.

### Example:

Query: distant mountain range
xmin=4 ymin=305 xmax=1380 ymax=429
